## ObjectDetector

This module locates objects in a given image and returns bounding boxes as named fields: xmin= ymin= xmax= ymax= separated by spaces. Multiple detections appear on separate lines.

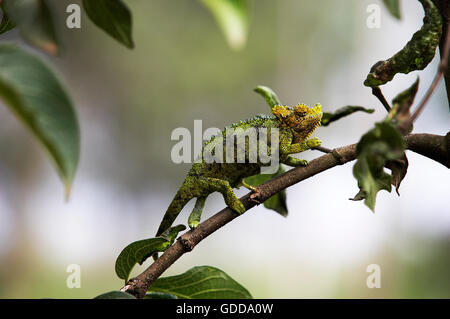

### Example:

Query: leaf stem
xmin=411 ymin=23 xmax=450 ymax=121
xmin=372 ymin=87 xmax=391 ymax=112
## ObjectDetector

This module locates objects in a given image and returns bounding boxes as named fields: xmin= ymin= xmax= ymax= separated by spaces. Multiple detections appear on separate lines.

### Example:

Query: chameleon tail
xmin=155 ymin=187 xmax=194 ymax=237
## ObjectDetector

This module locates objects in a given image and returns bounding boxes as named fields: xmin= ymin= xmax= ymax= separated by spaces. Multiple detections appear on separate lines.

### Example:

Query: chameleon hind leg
xmin=188 ymin=196 xmax=206 ymax=229
xmin=240 ymin=179 xmax=258 ymax=192
xmin=199 ymin=177 xmax=246 ymax=214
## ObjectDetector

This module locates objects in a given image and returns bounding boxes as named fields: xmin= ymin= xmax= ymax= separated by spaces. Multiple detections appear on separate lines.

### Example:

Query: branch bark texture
xmin=123 ymin=133 xmax=449 ymax=298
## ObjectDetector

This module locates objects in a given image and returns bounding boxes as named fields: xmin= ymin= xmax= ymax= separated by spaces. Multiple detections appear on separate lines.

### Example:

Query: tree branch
xmin=122 ymin=133 xmax=449 ymax=298
xmin=433 ymin=0 xmax=450 ymax=106
xmin=406 ymin=132 xmax=450 ymax=168
xmin=411 ymin=9 xmax=450 ymax=121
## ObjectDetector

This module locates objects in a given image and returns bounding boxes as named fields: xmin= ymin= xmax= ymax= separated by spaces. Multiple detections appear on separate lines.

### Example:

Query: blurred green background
xmin=0 ymin=0 xmax=449 ymax=298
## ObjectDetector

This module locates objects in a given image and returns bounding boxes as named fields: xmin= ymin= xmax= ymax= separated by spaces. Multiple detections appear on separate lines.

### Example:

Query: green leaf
xmin=321 ymin=106 xmax=375 ymax=126
xmin=263 ymin=188 xmax=288 ymax=217
xmin=115 ymin=225 xmax=186 ymax=281
xmin=200 ymin=0 xmax=249 ymax=50
xmin=94 ymin=291 xmax=136 ymax=299
xmin=244 ymin=166 xmax=288 ymax=217
xmin=160 ymin=224 xmax=186 ymax=243
xmin=351 ymin=153 xmax=392 ymax=210
xmin=356 ymin=122 xmax=406 ymax=159
xmin=115 ymin=237 xmax=169 ymax=282
xmin=0 ymin=45 xmax=80 ymax=195
xmin=385 ymin=154 xmax=409 ymax=195
xmin=351 ymin=122 xmax=406 ymax=211
xmin=389 ymin=77 xmax=420 ymax=133
xmin=382 ymin=0 xmax=401 ymax=19
xmin=82 ymin=0 xmax=134 ymax=49
xmin=364 ymin=0 xmax=442 ymax=87
xmin=4 ymin=0 xmax=59 ymax=55
xmin=145 ymin=292 xmax=178 ymax=299
xmin=254 ymin=85 xmax=282 ymax=109
xmin=391 ymin=77 xmax=420 ymax=108
xmin=0 ymin=3 xmax=16 ymax=34
xmin=148 ymin=266 xmax=252 ymax=299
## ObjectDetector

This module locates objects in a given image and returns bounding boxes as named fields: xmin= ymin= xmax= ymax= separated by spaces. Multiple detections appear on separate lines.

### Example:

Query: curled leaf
xmin=321 ymin=106 xmax=375 ymax=126
xmin=254 ymin=85 xmax=282 ymax=109
xmin=392 ymin=77 xmax=420 ymax=108
xmin=351 ymin=164 xmax=392 ymax=209
xmin=115 ymin=237 xmax=168 ymax=282
xmin=115 ymin=225 xmax=186 ymax=281
xmin=352 ymin=122 xmax=406 ymax=211
xmin=386 ymin=154 xmax=409 ymax=195
xmin=389 ymin=77 xmax=420 ymax=133
xmin=364 ymin=0 xmax=442 ymax=87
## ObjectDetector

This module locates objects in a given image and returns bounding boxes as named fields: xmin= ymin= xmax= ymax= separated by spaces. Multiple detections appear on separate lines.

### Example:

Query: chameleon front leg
xmin=199 ymin=177 xmax=246 ymax=214
xmin=286 ymin=137 xmax=321 ymax=154
xmin=282 ymin=156 xmax=308 ymax=167
xmin=280 ymin=137 xmax=321 ymax=167
xmin=188 ymin=196 xmax=206 ymax=229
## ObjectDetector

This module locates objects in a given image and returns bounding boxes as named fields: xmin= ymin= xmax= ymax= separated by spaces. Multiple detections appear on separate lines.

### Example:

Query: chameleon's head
xmin=272 ymin=103 xmax=322 ymax=141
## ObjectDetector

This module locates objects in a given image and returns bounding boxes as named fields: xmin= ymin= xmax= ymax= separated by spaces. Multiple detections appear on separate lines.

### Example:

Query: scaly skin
xmin=155 ymin=103 xmax=323 ymax=237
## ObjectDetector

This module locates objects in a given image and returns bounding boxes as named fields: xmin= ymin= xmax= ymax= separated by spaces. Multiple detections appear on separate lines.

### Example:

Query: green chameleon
xmin=155 ymin=103 xmax=323 ymax=237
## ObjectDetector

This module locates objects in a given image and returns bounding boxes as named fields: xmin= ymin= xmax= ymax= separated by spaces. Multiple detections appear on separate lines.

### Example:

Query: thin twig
xmin=411 ymin=23 xmax=450 ymax=122
xmin=434 ymin=0 xmax=450 ymax=106
xmin=121 ymin=133 xmax=449 ymax=298
xmin=313 ymin=146 xmax=333 ymax=153
xmin=372 ymin=87 xmax=391 ymax=112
